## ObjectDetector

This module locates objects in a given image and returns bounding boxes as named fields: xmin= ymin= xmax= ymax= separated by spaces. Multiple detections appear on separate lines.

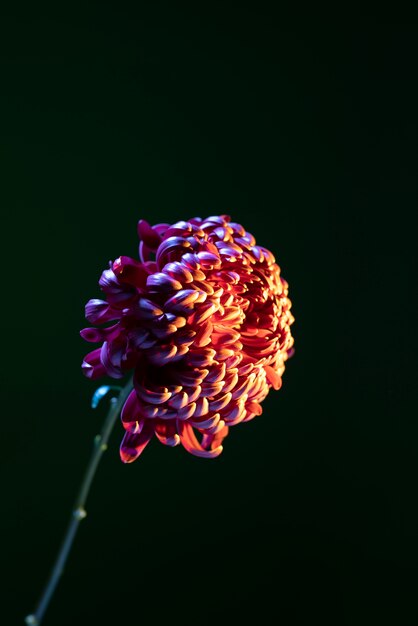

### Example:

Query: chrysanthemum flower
xmin=81 ymin=214 xmax=294 ymax=462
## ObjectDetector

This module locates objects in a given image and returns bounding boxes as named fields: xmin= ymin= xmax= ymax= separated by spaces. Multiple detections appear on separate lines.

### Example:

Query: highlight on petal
xmin=81 ymin=213 xmax=295 ymax=461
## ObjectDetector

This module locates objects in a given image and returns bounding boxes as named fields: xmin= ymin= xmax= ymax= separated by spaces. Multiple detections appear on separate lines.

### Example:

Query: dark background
xmin=1 ymin=7 xmax=417 ymax=626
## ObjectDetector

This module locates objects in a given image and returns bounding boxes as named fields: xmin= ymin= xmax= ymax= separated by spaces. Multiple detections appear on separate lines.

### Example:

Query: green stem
xmin=25 ymin=378 xmax=133 ymax=626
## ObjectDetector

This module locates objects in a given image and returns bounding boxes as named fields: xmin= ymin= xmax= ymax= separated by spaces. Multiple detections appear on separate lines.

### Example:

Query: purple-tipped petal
xmin=146 ymin=272 xmax=182 ymax=292
xmin=162 ymin=262 xmax=194 ymax=283
xmin=135 ymin=298 xmax=163 ymax=319
xmin=100 ymin=341 xmax=125 ymax=378
xmin=82 ymin=348 xmax=107 ymax=379
xmin=120 ymin=423 xmax=154 ymax=463
xmin=80 ymin=323 xmax=120 ymax=343
xmin=164 ymin=289 xmax=201 ymax=314
xmin=121 ymin=390 xmax=142 ymax=429
xmin=85 ymin=299 xmax=119 ymax=324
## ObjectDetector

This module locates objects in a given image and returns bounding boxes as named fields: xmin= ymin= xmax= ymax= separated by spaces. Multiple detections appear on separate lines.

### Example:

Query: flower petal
xmin=120 ymin=423 xmax=154 ymax=463
xmin=137 ymin=219 xmax=162 ymax=249
xmin=154 ymin=421 xmax=181 ymax=447
xmin=85 ymin=299 xmax=119 ymax=324
xmin=146 ymin=272 xmax=182 ymax=291
xmin=264 ymin=365 xmax=282 ymax=390
xmin=113 ymin=256 xmax=149 ymax=288
xmin=177 ymin=421 xmax=223 ymax=459
xmin=82 ymin=348 xmax=106 ymax=379
xmin=162 ymin=261 xmax=194 ymax=283
xmin=121 ymin=390 xmax=142 ymax=429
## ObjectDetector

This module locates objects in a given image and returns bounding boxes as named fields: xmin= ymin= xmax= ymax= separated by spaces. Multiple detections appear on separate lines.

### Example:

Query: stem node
xmin=73 ymin=508 xmax=87 ymax=521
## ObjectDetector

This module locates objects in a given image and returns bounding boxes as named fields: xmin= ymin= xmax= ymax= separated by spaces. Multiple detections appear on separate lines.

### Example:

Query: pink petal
xmin=120 ymin=424 xmax=154 ymax=463
xmin=137 ymin=219 xmax=162 ymax=248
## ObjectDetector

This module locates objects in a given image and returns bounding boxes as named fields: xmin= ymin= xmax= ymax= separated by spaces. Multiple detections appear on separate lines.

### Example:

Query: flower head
xmin=81 ymin=214 xmax=294 ymax=462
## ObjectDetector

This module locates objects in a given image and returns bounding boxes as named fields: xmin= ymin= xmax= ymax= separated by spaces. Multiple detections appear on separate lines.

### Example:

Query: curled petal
xmin=147 ymin=344 xmax=178 ymax=366
xmin=181 ymin=252 xmax=200 ymax=270
xmin=213 ymin=226 xmax=229 ymax=241
xmin=246 ymin=401 xmax=263 ymax=416
xmin=189 ymin=412 xmax=221 ymax=430
xmin=193 ymin=321 xmax=213 ymax=348
xmin=156 ymin=236 xmax=191 ymax=267
xmin=200 ymin=381 xmax=225 ymax=397
xmin=196 ymin=251 xmax=221 ymax=268
xmin=174 ymin=330 xmax=196 ymax=346
xmin=216 ymin=348 xmax=236 ymax=362
xmin=202 ymin=215 xmax=230 ymax=227
xmin=120 ymin=423 xmax=154 ymax=463
xmin=165 ymin=289 xmax=202 ymax=314
xmin=238 ymin=362 xmax=255 ymax=376
xmin=80 ymin=323 xmax=120 ymax=343
xmin=222 ymin=370 xmax=239 ymax=393
xmin=185 ymin=385 xmax=202 ymax=404
xmin=175 ymin=368 xmax=209 ymax=386
xmin=163 ymin=261 xmax=194 ymax=283
xmin=189 ymin=302 xmax=219 ymax=325
xmin=168 ymin=391 xmax=189 ymax=410
xmin=177 ymin=402 xmax=197 ymax=420
xmin=121 ymin=389 xmax=142 ymax=428
xmin=146 ymin=272 xmax=182 ymax=291
xmin=194 ymin=396 xmax=209 ymax=417
xmin=264 ymin=365 xmax=282 ymax=390
xmin=223 ymin=401 xmax=247 ymax=426
xmin=216 ymin=243 xmax=243 ymax=260
xmin=187 ymin=348 xmax=216 ymax=367
xmin=205 ymin=362 xmax=226 ymax=383
xmin=137 ymin=219 xmax=162 ymax=249
xmin=201 ymin=425 xmax=229 ymax=450
xmin=99 ymin=269 xmax=138 ymax=307
xmin=164 ymin=313 xmax=187 ymax=328
xmin=230 ymin=222 xmax=245 ymax=236
xmin=151 ymin=324 xmax=178 ymax=339
xmin=113 ymin=256 xmax=149 ymax=288
xmin=85 ymin=299 xmax=119 ymax=324
xmin=231 ymin=374 xmax=256 ymax=400
xmin=177 ymin=421 xmax=223 ymax=459
xmin=209 ymin=392 xmax=232 ymax=412
xmin=135 ymin=385 xmax=172 ymax=405
xmin=100 ymin=340 xmax=126 ymax=378
xmin=82 ymin=348 xmax=107 ymax=379
xmin=129 ymin=328 xmax=156 ymax=350
xmin=212 ymin=328 xmax=241 ymax=345
xmin=135 ymin=298 xmax=163 ymax=319
xmin=154 ymin=421 xmax=181 ymax=447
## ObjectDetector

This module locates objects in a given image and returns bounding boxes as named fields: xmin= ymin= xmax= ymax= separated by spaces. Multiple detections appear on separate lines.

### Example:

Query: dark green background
xmin=1 ymin=7 xmax=417 ymax=625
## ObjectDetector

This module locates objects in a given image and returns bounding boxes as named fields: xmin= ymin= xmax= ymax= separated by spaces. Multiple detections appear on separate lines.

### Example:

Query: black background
xmin=1 ymin=7 xmax=417 ymax=626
